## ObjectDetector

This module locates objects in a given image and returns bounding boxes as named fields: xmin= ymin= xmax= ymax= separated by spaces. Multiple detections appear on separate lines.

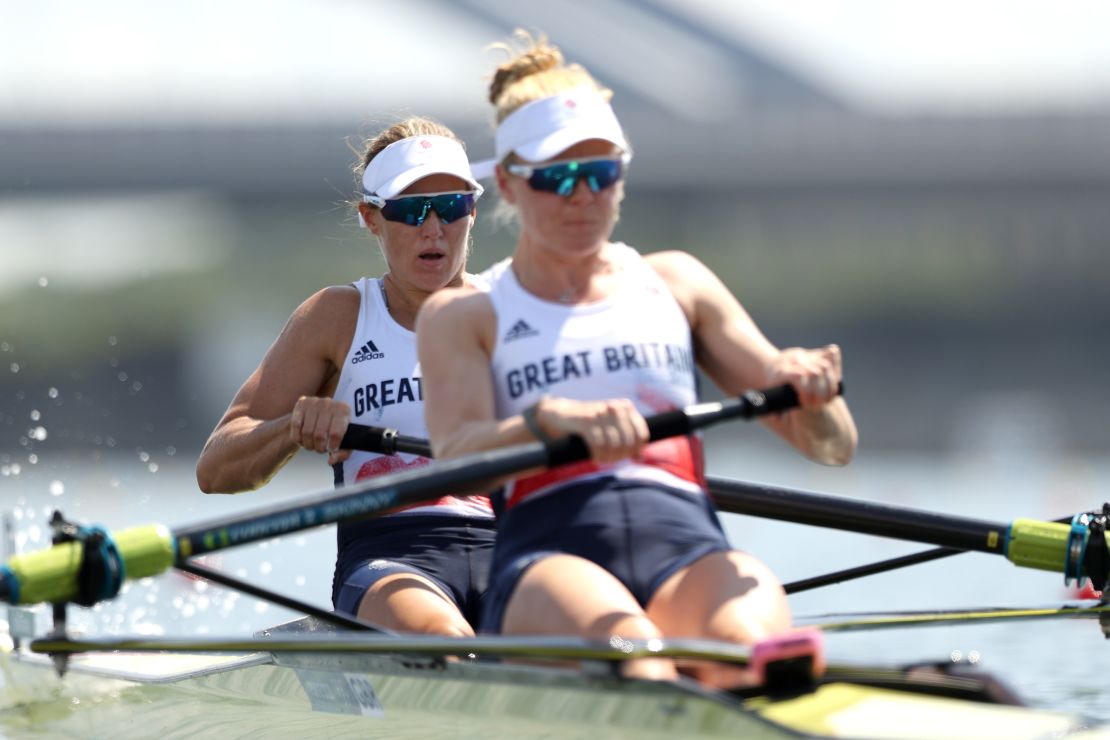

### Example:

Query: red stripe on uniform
xmin=506 ymin=435 xmax=705 ymax=509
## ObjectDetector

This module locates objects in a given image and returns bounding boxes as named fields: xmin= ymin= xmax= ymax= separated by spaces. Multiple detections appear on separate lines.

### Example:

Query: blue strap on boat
xmin=73 ymin=525 xmax=126 ymax=607
xmin=0 ymin=565 xmax=18 ymax=605
xmin=1064 ymin=515 xmax=1089 ymax=586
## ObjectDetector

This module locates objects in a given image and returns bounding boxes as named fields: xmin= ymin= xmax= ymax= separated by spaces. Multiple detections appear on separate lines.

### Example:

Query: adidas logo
xmin=351 ymin=339 xmax=385 ymax=364
xmin=503 ymin=319 xmax=539 ymax=343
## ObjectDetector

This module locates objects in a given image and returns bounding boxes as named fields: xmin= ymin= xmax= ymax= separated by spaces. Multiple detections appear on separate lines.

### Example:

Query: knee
xmin=390 ymin=608 xmax=474 ymax=637
xmin=596 ymin=613 xmax=665 ymax=643
xmin=420 ymin=616 xmax=475 ymax=638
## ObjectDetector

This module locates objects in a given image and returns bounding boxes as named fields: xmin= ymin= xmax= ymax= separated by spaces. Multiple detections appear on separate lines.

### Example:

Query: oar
xmin=779 ymin=518 xmax=1075 ymax=595
xmin=705 ymin=476 xmax=1110 ymax=592
xmin=0 ymin=385 xmax=805 ymax=608
xmin=336 ymin=423 xmax=1093 ymax=596
xmin=338 ymin=415 xmax=1110 ymax=596
xmin=340 ymin=423 xmax=432 ymax=457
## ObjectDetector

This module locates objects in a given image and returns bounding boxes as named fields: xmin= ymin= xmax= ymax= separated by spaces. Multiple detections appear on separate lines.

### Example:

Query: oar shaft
xmin=0 ymin=386 xmax=800 ymax=606
xmin=708 ymin=476 xmax=1092 ymax=582
xmin=175 ymin=389 xmax=798 ymax=558
xmin=707 ymin=476 xmax=1009 ymax=553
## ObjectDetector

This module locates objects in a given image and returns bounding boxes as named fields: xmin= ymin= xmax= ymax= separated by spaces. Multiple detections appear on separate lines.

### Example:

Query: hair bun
xmin=488 ymin=38 xmax=563 ymax=105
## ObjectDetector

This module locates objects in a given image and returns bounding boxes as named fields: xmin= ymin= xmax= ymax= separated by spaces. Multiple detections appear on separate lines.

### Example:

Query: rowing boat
xmin=2 ymin=388 xmax=1108 ymax=738
xmin=4 ymin=612 xmax=1108 ymax=740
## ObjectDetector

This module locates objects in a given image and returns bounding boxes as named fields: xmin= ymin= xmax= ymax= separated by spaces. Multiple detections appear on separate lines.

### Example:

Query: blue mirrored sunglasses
xmin=506 ymin=154 xmax=631 ymax=196
xmin=363 ymin=191 xmax=480 ymax=226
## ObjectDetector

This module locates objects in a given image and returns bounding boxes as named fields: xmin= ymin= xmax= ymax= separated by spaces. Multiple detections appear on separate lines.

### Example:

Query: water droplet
xmin=108 ymin=336 xmax=118 ymax=346
xmin=31 ymin=426 xmax=47 ymax=441
xmin=139 ymin=451 xmax=150 ymax=463
xmin=254 ymin=602 xmax=269 ymax=614
xmin=27 ymin=454 xmax=37 ymax=464
xmin=147 ymin=463 xmax=159 ymax=473
xmin=259 ymin=562 xmax=272 ymax=575
xmin=38 ymin=277 xmax=48 ymax=288
xmin=950 ymin=650 xmax=963 ymax=662
xmin=49 ymin=481 xmax=65 ymax=497
xmin=48 ymin=387 xmax=59 ymax=399
xmin=968 ymin=650 xmax=981 ymax=664
xmin=295 ymin=575 xmax=306 ymax=587
xmin=9 ymin=363 xmax=19 ymax=374
xmin=30 ymin=410 xmax=40 ymax=421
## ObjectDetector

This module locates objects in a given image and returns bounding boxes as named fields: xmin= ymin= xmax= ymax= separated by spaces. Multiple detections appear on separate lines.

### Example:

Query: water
xmin=1 ymin=438 xmax=1108 ymax=722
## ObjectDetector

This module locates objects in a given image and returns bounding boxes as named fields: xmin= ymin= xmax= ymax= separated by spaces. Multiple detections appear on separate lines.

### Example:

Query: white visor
xmin=471 ymin=89 xmax=630 ymax=179
xmin=361 ymin=135 xmax=483 ymax=202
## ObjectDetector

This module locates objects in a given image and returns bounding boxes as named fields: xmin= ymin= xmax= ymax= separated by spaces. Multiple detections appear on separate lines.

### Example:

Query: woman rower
xmin=416 ymin=34 xmax=857 ymax=681
xmin=196 ymin=118 xmax=495 ymax=636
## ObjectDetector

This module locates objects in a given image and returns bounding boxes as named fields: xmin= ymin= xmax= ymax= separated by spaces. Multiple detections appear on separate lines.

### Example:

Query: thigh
xmin=646 ymin=550 xmax=791 ymax=644
xmin=502 ymin=554 xmax=654 ymax=638
xmin=501 ymin=553 xmax=676 ymax=681
xmin=358 ymin=571 xmax=475 ymax=637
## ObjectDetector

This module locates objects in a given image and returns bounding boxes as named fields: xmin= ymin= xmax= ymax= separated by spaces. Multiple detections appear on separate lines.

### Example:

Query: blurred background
xmin=3 ymin=0 xmax=1109 ymax=464
xmin=3 ymin=0 xmax=1110 ymax=717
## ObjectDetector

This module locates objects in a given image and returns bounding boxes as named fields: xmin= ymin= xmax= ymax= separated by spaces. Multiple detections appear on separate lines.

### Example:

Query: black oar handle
xmin=340 ymin=382 xmax=840 ymax=467
xmin=543 ymin=382 xmax=837 ymax=466
xmin=340 ymin=424 xmax=432 ymax=457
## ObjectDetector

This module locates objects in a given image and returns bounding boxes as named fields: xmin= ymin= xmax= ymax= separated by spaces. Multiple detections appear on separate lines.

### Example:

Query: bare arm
xmin=648 ymin=251 xmax=858 ymax=465
xmin=416 ymin=288 xmax=647 ymax=466
xmin=196 ymin=286 xmax=358 ymax=493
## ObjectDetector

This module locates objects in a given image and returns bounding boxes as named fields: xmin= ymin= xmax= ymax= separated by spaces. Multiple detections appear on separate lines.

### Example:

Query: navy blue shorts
xmin=480 ymin=478 xmax=732 ymax=633
xmin=332 ymin=514 xmax=496 ymax=630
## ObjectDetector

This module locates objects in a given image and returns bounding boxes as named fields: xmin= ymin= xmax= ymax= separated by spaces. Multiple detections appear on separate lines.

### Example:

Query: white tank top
xmin=483 ymin=243 xmax=705 ymax=510
xmin=331 ymin=277 xmax=493 ymax=519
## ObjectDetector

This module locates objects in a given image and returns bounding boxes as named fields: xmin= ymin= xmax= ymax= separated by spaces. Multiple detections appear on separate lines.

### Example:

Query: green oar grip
xmin=2 ymin=525 xmax=175 ymax=605
xmin=1005 ymin=519 xmax=1072 ymax=574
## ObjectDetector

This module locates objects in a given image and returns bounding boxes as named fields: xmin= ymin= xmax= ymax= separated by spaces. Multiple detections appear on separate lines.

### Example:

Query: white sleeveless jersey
xmin=483 ymin=243 xmax=705 ymax=510
xmin=331 ymin=277 xmax=493 ymax=519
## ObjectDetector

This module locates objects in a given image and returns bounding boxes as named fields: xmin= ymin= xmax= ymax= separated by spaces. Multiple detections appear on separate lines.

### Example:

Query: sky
xmin=706 ymin=0 xmax=1110 ymax=113
xmin=3 ymin=0 xmax=1110 ymax=125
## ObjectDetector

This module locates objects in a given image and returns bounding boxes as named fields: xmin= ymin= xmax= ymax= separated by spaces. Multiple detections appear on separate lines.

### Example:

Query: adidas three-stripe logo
xmin=503 ymin=319 xmax=539 ymax=342
xmin=351 ymin=339 xmax=385 ymax=364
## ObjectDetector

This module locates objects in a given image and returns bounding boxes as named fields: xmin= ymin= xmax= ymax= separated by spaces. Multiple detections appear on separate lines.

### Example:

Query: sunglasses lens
xmin=379 ymin=193 xmax=476 ymax=225
xmin=380 ymin=198 xmax=428 ymax=225
xmin=429 ymin=193 xmax=476 ymax=224
xmin=527 ymin=160 xmax=624 ymax=195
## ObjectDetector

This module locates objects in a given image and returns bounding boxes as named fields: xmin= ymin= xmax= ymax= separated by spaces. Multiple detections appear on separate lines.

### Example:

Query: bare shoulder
xmin=419 ymin=284 xmax=494 ymax=326
xmin=300 ymin=284 xmax=359 ymax=317
xmin=644 ymin=250 xmax=720 ymax=315
xmin=278 ymin=284 xmax=360 ymax=349
xmin=644 ymin=250 xmax=718 ymax=289
xmin=418 ymin=284 xmax=496 ymax=353
xmin=644 ymin=249 xmax=708 ymax=274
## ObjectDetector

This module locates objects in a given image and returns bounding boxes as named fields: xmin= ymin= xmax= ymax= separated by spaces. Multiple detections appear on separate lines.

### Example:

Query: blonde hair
xmin=488 ymin=31 xmax=612 ymax=124
xmin=351 ymin=117 xmax=461 ymax=199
